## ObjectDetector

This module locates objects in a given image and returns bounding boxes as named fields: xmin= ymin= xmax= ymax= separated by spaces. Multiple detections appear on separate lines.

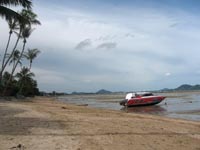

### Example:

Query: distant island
xmin=96 ymin=89 xmax=112 ymax=94
xmin=161 ymin=84 xmax=200 ymax=92
xmin=40 ymin=84 xmax=200 ymax=96
xmin=70 ymin=89 xmax=112 ymax=95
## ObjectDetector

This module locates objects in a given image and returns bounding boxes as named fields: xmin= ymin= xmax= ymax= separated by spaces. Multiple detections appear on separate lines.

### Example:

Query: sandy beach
xmin=0 ymin=97 xmax=200 ymax=150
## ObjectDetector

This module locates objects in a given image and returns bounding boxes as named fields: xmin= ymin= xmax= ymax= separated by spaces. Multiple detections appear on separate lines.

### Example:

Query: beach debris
xmin=61 ymin=106 xmax=67 ymax=109
xmin=77 ymin=104 xmax=88 ymax=106
xmin=10 ymin=144 xmax=26 ymax=150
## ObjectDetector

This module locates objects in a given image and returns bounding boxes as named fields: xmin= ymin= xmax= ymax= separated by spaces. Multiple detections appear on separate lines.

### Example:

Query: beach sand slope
xmin=0 ymin=97 xmax=200 ymax=150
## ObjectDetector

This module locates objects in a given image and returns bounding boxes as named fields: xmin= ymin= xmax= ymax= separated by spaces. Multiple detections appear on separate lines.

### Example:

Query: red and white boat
xmin=119 ymin=92 xmax=166 ymax=107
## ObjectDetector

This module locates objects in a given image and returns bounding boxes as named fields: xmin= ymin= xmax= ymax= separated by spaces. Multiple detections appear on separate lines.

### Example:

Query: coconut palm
xmin=2 ymin=50 xmax=22 ymax=95
xmin=10 ymin=25 xmax=34 ymax=78
xmin=1 ymin=18 xmax=19 ymax=69
xmin=20 ymin=9 xmax=41 ymax=26
xmin=0 ymin=9 xmax=40 ymax=84
xmin=8 ymin=50 xmax=22 ymax=69
xmin=12 ymin=8 xmax=41 ymax=70
xmin=16 ymin=67 xmax=34 ymax=81
xmin=0 ymin=0 xmax=32 ymax=21
xmin=15 ymin=67 xmax=35 ymax=95
xmin=2 ymin=71 xmax=12 ymax=87
xmin=24 ymin=48 xmax=40 ymax=70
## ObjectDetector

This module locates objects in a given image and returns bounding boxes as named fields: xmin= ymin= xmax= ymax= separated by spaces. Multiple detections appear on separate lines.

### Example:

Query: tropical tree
xmin=0 ymin=9 xmax=40 ymax=85
xmin=20 ymin=9 xmax=41 ymax=25
xmin=15 ymin=67 xmax=35 ymax=95
xmin=24 ymin=48 xmax=40 ymax=70
xmin=1 ymin=71 xmax=12 ymax=88
xmin=13 ymin=25 xmax=34 ymax=72
xmin=8 ymin=50 xmax=22 ymax=70
xmin=9 ymin=8 xmax=40 ymax=77
xmin=1 ymin=18 xmax=19 ymax=70
xmin=1 ymin=71 xmax=18 ymax=96
xmin=0 ymin=1 xmax=41 ymax=96
xmin=0 ymin=0 xmax=32 ymax=21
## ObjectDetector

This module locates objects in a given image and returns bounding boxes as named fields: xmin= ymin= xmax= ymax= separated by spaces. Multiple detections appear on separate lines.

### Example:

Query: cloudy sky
xmin=1 ymin=0 xmax=200 ymax=93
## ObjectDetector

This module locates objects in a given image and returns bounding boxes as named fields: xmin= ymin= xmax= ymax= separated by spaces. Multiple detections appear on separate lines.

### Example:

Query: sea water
xmin=58 ymin=91 xmax=200 ymax=121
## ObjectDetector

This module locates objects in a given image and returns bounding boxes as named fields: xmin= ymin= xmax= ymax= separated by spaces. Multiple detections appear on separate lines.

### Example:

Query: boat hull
xmin=120 ymin=96 xmax=166 ymax=107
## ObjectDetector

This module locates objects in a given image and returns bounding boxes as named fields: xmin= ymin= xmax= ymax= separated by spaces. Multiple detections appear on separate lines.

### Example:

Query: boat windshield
xmin=125 ymin=92 xmax=153 ymax=99
xmin=125 ymin=93 xmax=135 ymax=100
xmin=140 ymin=93 xmax=153 ymax=96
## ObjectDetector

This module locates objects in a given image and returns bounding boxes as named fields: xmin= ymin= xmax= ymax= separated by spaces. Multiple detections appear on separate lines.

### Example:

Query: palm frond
xmin=0 ymin=5 xmax=20 ymax=20
xmin=0 ymin=0 xmax=32 ymax=9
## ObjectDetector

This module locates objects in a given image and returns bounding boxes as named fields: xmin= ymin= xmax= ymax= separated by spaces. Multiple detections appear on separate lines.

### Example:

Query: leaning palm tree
xmin=24 ymin=48 xmax=40 ymax=70
xmin=0 ymin=0 xmax=32 ymax=21
xmin=0 ymin=8 xmax=40 ymax=85
xmin=20 ymin=9 xmax=41 ymax=25
xmin=3 ymin=50 xmax=22 ymax=95
xmin=10 ymin=9 xmax=41 ymax=74
xmin=11 ymin=25 xmax=34 ymax=78
xmin=1 ymin=18 xmax=19 ymax=69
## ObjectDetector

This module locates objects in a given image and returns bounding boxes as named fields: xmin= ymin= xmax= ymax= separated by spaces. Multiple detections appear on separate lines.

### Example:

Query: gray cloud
xmin=95 ymin=35 xmax=117 ymax=41
xmin=97 ymin=42 xmax=117 ymax=49
xmin=125 ymin=33 xmax=135 ymax=38
xmin=75 ymin=39 xmax=92 ymax=50
xmin=169 ymin=23 xmax=179 ymax=28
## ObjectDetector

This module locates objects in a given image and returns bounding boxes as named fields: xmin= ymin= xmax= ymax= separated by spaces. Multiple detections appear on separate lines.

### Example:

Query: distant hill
xmin=175 ymin=84 xmax=200 ymax=91
xmin=96 ymin=89 xmax=112 ymax=94
xmin=161 ymin=84 xmax=200 ymax=92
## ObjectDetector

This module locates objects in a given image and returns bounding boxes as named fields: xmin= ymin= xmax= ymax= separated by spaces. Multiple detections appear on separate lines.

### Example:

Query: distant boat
xmin=119 ymin=92 xmax=166 ymax=107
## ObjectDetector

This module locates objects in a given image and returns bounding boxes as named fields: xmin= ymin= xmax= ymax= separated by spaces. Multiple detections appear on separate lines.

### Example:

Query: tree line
xmin=0 ymin=0 xmax=41 ymax=97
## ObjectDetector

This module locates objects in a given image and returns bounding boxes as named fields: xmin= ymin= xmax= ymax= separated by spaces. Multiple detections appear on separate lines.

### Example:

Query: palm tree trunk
xmin=2 ymin=30 xmax=12 ymax=69
xmin=3 ymin=39 xmax=26 ymax=96
xmin=12 ymin=40 xmax=26 ymax=76
xmin=0 ymin=31 xmax=12 ymax=86
xmin=0 ymin=31 xmax=21 ymax=84
xmin=29 ymin=61 xmax=32 ymax=70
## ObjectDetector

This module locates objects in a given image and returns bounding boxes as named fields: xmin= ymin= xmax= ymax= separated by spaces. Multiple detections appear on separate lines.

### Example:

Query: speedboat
xmin=119 ymin=92 xmax=166 ymax=107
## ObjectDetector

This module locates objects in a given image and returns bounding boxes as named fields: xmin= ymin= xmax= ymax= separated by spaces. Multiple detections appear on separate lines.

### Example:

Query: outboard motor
xmin=119 ymin=93 xmax=135 ymax=106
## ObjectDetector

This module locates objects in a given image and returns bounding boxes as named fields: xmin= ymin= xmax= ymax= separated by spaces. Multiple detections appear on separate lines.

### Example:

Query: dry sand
xmin=0 ymin=97 xmax=199 ymax=150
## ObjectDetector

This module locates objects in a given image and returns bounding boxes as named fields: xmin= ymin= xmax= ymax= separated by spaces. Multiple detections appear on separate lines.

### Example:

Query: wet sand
xmin=0 ymin=97 xmax=200 ymax=150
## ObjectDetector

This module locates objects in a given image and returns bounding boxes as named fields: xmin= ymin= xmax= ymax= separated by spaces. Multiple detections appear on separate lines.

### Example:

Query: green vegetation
xmin=0 ymin=0 xmax=41 ymax=97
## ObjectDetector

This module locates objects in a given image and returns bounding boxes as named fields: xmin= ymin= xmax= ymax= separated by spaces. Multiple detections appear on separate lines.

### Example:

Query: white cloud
xmin=165 ymin=72 xmax=171 ymax=76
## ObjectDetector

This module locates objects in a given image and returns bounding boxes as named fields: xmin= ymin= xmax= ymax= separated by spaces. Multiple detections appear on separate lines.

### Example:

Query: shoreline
xmin=0 ymin=97 xmax=200 ymax=150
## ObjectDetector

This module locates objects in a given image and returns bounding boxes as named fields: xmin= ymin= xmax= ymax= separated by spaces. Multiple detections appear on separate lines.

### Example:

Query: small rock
xmin=61 ymin=106 xmax=67 ymax=109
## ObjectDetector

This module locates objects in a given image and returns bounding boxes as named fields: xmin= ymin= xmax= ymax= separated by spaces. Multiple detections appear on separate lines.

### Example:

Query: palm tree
xmin=10 ymin=25 xmax=34 ymax=78
xmin=20 ymin=9 xmax=41 ymax=26
xmin=1 ymin=18 xmax=19 ymax=69
xmin=10 ymin=8 xmax=41 ymax=74
xmin=25 ymin=48 xmax=40 ymax=70
xmin=1 ymin=71 xmax=17 ymax=96
xmin=15 ymin=67 xmax=35 ymax=95
xmin=0 ymin=0 xmax=32 ymax=21
xmin=2 ymin=50 xmax=22 ymax=95
xmin=2 ymin=71 xmax=12 ymax=87
xmin=0 ymin=9 xmax=40 ymax=85
xmin=8 ymin=50 xmax=22 ymax=70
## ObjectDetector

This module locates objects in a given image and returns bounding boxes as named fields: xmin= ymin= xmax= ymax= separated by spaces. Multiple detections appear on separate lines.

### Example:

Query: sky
xmin=1 ymin=0 xmax=200 ymax=93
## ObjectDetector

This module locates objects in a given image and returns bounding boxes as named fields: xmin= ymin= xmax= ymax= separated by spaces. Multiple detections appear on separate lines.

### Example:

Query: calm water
xmin=58 ymin=92 xmax=200 ymax=121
